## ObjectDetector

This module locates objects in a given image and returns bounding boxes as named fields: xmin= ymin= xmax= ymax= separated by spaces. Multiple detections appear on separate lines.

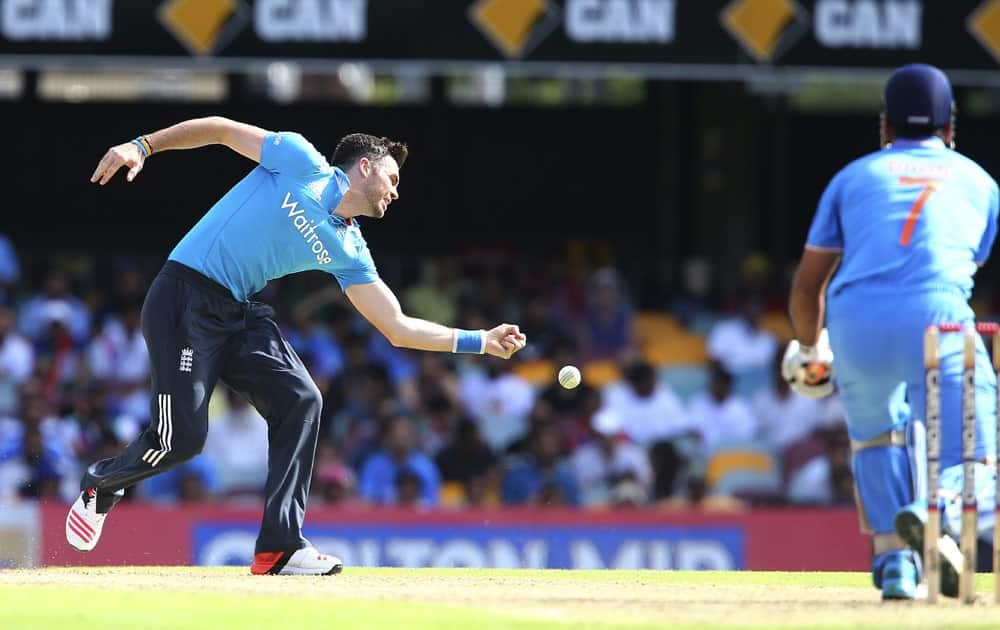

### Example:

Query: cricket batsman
xmin=784 ymin=64 xmax=999 ymax=599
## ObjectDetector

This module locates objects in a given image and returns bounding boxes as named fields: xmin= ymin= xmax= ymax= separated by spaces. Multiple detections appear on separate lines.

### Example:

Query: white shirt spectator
xmin=599 ymin=380 xmax=692 ymax=446
xmin=87 ymin=316 xmax=151 ymax=421
xmin=751 ymin=387 xmax=828 ymax=451
xmin=459 ymin=368 xmax=535 ymax=451
xmin=0 ymin=331 xmax=33 ymax=384
xmin=787 ymin=456 xmax=833 ymax=504
xmin=0 ymin=324 xmax=33 ymax=415
xmin=707 ymin=316 xmax=778 ymax=373
xmin=19 ymin=297 xmax=91 ymax=344
xmin=87 ymin=317 xmax=149 ymax=383
xmin=202 ymin=398 xmax=270 ymax=495
xmin=40 ymin=415 xmax=82 ymax=460
xmin=686 ymin=390 xmax=758 ymax=453
xmin=571 ymin=409 xmax=652 ymax=506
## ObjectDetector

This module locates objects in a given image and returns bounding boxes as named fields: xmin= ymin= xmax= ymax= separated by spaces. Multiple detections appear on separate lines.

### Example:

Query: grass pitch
xmin=1 ymin=568 xmax=998 ymax=629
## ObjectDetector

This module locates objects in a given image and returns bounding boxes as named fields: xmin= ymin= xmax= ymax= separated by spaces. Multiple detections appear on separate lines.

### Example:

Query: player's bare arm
xmin=90 ymin=116 xmax=270 ymax=186
xmin=788 ymin=247 xmax=840 ymax=346
xmin=345 ymin=279 xmax=527 ymax=359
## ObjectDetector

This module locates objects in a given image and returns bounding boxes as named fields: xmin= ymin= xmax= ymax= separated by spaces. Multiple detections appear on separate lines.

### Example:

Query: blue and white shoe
xmin=894 ymin=502 xmax=960 ymax=598
xmin=873 ymin=550 xmax=918 ymax=600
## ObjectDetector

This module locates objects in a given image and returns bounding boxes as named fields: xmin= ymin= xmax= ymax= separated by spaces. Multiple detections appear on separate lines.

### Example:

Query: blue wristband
xmin=131 ymin=138 xmax=149 ymax=157
xmin=454 ymin=329 xmax=485 ymax=354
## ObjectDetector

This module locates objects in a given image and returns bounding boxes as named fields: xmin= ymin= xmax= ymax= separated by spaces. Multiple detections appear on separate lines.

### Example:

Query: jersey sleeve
xmin=975 ymin=177 xmax=999 ymax=264
xmin=324 ymin=237 xmax=380 ymax=291
xmin=260 ymin=132 xmax=327 ymax=179
xmin=805 ymin=172 xmax=845 ymax=251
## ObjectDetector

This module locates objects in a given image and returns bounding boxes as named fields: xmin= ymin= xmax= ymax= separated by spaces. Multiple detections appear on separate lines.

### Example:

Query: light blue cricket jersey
xmin=807 ymin=137 xmax=999 ymax=299
xmin=169 ymin=132 xmax=379 ymax=301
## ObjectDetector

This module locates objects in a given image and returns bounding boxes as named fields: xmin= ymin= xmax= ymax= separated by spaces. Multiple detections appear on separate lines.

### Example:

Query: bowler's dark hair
xmin=332 ymin=133 xmax=408 ymax=170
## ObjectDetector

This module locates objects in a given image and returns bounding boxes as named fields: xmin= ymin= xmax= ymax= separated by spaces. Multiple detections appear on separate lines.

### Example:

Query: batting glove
xmin=781 ymin=328 xmax=835 ymax=399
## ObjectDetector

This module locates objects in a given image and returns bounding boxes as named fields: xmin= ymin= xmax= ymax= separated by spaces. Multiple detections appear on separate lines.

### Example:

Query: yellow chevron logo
xmin=470 ymin=0 xmax=560 ymax=59
xmin=969 ymin=0 xmax=1000 ymax=64
xmin=158 ymin=0 xmax=247 ymax=56
xmin=722 ymin=0 xmax=803 ymax=62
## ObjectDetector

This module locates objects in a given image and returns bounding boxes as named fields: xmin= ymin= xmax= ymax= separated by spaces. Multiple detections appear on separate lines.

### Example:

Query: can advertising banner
xmin=38 ymin=503 xmax=869 ymax=571
xmin=1 ymin=1 xmax=1000 ymax=72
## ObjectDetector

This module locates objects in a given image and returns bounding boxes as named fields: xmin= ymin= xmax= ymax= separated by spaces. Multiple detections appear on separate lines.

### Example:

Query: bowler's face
xmin=365 ymin=156 xmax=400 ymax=218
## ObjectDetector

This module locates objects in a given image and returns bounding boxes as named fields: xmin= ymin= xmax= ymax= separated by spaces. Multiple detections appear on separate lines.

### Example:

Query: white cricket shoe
xmin=251 ymin=546 xmax=343 ymax=575
xmin=66 ymin=487 xmax=119 ymax=552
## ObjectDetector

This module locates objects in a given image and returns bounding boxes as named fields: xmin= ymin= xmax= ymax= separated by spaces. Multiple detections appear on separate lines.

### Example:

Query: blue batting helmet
xmin=883 ymin=64 xmax=953 ymax=129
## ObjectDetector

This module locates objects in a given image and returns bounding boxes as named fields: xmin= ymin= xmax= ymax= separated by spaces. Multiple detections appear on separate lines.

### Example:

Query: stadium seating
xmin=705 ymin=441 xmax=783 ymax=503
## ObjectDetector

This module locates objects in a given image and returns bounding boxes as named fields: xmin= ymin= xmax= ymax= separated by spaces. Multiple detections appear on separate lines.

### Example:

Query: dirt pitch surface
xmin=1 ymin=567 xmax=999 ymax=629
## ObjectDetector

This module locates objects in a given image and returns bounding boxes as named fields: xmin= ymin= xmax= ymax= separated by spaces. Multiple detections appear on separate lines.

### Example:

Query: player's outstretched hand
xmin=485 ymin=323 xmax=527 ymax=360
xmin=91 ymin=141 xmax=146 ymax=185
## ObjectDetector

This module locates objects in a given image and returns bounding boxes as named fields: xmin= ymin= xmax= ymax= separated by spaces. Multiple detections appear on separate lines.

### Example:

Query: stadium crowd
xmin=0 ymin=235 xmax=853 ymax=511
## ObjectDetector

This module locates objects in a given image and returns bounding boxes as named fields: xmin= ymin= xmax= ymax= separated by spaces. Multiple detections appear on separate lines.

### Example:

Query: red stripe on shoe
xmin=67 ymin=518 xmax=90 ymax=543
xmin=250 ymin=551 xmax=285 ymax=575
xmin=70 ymin=511 xmax=95 ymax=536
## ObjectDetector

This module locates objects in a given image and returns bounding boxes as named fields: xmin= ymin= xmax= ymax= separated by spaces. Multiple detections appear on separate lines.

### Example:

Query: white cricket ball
xmin=558 ymin=365 xmax=581 ymax=389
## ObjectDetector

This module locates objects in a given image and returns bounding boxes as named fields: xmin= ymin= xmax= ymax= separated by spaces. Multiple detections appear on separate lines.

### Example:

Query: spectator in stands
xmin=31 ymin=301 xmax=84 ymax=404
xmin=599 ymin=361 xmax=692 ymax=447
xmin=23 ymin=393 xmax=78 ymax=468
xmin=366 ymin=328 xmax=419 ymax=404
xmin=502 ymin=422 xmax=579 ymax=506
xmin=667 ymin=257 xmax=714 ymax=329
xmin=310 ymin=438 xmax=361 ymax=506
xmin=313 ymin=460 xmax=359 ymax=506
xmin=0 ymin=233 xmax=19 ymax=307
xmin=463 ymin=471 xmax=502 ymax=507
xmin=686 ymin=361 xmax=758 ymax=454
xmin=202 ymin=388 xmax=270 ymax=498
xmin=787 ymin=426 xmax=855 ymax=506
xmin=286 ymin=308 xmax=345 ymax=391
xmin=85 ymin=298 xmax=150 ymax=422
xmin=0 ymin=306 xmax=33 ymax=415
xmin=545 ymin=257 xmax=588 ymax=339
xmin=517 ymin=293 xmax=567 ymax=362
xmin=138 ymin=457 xmax=221 ymax=503
xmin=395 ymin=469 xmax=427 ymax=508
xmin=435 ymin=418 xmax=498 ymax=485
xmin=706 ymin=294 xmax=778 ymax=375
xmin=18 ymin=269 xmax=91 ymax=344
xmin=460 ymin=355 xmax=534 ymax=452
xmin=477 ymin=272 xmax=522 ymax=328
xmin=580 ymin=267 xmax=636 ymax=362
xmin=648 ymin=440 xmax=696 ymax=502
xmin=61 ymin=384 xmax=140 ymax=463
xmin=327 ymin=359 xmax=405 ymax=468
xmin=403 ymin=257 xmax=459 ymax=327
xmin=418 ymin=393 xmax=461 ymax=456
xmin=358 ymin=416 xmax=440 ymax=506
xmin=177 ymin=469 xmax=214 ymax=503
xmin=532 ymin=337 xmax=601 ymax=450
xmin=571 ymin=408 xmax=651 ymax=507
xmin=0 ymin=422 xmax=69 ymax=501
xmin=411 ymin=352 xmax=461 ymax=411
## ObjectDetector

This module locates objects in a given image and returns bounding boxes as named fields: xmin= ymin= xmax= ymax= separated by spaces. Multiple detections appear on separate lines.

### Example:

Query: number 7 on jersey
xmin=898 ymin=177 xmax=940 ymax=246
